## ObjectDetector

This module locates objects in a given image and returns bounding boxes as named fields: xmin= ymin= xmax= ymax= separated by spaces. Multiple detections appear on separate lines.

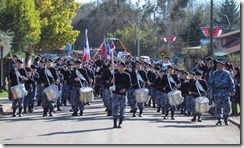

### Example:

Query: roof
xmin=214 ymin=44 xmax=240 ymax=56
xmin=216 ymin=29 xmax=240 ymax=38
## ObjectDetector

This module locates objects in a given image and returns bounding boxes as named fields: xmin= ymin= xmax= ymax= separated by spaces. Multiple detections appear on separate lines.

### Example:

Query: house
xmin=214 ymin=29 xmax=240 ymax=57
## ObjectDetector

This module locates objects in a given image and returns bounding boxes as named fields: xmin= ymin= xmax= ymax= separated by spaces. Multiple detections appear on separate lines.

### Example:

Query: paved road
xmin=0 ymin=98 xmax=240 ymax=144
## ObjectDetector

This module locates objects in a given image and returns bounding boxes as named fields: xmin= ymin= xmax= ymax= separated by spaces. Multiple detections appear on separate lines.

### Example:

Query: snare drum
xmin=135 ymin=88 xmax=149 ymax=103
xmin=167 ymin=90 xmax=184 ymax=106
xmin=79 ymin=87 xmax=94 ymax=103
xmin=43 ymin=85 xmax=60 ymax=101
xmin=11 ymin=84 xmax=27 ymax=100
xmin=195 ymin=97 xmax=209 ymax=113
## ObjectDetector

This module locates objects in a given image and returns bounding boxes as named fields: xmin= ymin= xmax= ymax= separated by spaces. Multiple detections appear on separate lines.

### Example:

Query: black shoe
xmin=72 ymin=112 xmax=78 ymax=116
xmin=132 ymin=113 xmax=136 ymax=117
xmin=171 ymin=117 xmax=175 ymax=120
xmin=107 ymin=110 xmax=112 ymax=116
xmin=164 ymin=116 xmax=168 ymax=119
xmin=113 ymin=119 xmax=118 ymax=128
xmin=49 ymin=112 xmax=53 ymax=117
xmin=224 ymin=118 xmax=229 ymax=125
xmin=198 ymin=119 xmax=202 ymax=122
xmin=12 ymin=109 xmax=16 ymax=117
xmin=157 ymin=108 xmax=160 ymax=112
xmin=80 ymin=110 xmax=83 ymax=116
xmin=216 ymin=120 xmax=222 ymax=126
xmin=57 ymin=107 xmax=61 ymax=111
xmin=191 ymin=116 xmax=196 ymax=122
xmin=129 ymin=110 xmax=133 ymax=113
xmin=42 ymin=109 xmax=48 ymax=117
xmin=18 ymin=108 xmax=23 ymax=117
xmin=162 ymin=111 xmax=165 ymax=114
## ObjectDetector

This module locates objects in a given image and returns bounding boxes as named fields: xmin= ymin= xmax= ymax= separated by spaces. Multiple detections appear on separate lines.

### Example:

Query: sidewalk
xmin=0 ymin=97 xmax=12 ymax=114
xmin=208 ymin=107 xmax=240 ymax=128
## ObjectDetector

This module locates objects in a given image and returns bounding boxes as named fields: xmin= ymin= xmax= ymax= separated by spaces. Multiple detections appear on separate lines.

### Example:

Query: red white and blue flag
xmin=214 ymin=26 xmax=223 ymax=37
xmin=101 ymin=36 xmax=107 ymax=59
xmin=200 ymin=27 xmax=210 ymax=38
xmin=82 ymin=29 xmax=90 ymax=63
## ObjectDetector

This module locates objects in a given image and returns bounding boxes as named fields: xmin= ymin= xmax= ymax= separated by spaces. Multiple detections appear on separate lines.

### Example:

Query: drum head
xmin=195 ymin=97 xmax=209 ymax=103
xmin=80 ymin=87 xmax=93 ymax=92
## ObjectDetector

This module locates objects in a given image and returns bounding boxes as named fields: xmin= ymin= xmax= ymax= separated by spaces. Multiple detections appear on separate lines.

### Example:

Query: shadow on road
xmin=38 ymin=127 xmax=113 ymax=137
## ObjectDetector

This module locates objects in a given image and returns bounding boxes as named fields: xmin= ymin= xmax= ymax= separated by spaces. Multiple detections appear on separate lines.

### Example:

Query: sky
xmin=75 ymin=0 xmax=138 ymax=4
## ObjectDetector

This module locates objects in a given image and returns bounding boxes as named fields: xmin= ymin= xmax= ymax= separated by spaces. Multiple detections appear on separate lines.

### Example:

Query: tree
xmin=0 ymin=0 xmax=41 ymax=53
xmin=35 ymin=0 xmax=80 ymax=50
xmin=217 ymin=0 xmax=240 ymax=31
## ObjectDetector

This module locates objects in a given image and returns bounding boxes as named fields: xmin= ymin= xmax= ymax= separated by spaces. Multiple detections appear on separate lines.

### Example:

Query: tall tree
xmin=35 ymin=0 xmax=80 ymax=50
xmin=0 ymin=0 xmax=41 ymax=53
xmin=217 ymin=0 xmax=240 ymax=31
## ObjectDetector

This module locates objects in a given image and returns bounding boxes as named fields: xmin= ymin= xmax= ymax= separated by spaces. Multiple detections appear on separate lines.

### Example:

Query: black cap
xmin=118 ymin=61 xmax=126 ymax=67
xmin=135 ymin=60 xmax=142 ymax=64
xmin=216 ymin=60 xmax=225 ymax=65
xmin=40 ymin=60 xmax=45 ymax=63
xmin=16 ymin=59 xmax=23 ymax=64
xmin=167 ymin=65 xmax=174 ymax=69
xmin=47 ymin=58 xmax=54 ymax=63
xmin=154 ymin=66 xmax=161 ymax=71
xmin=189 ymin=71 xmax=195 ymax=75
xmin=195 ymin=70 xmax=203 ymax=76
xmin=75 ymin=60 xmax=82 ymax=64
xmin=25 ymin=67 xmax=31 ymax=72
xmin=30 ymin=64 xmax=37 ymax=69
xmin=164 ymin=56 xmax=170 ymax=59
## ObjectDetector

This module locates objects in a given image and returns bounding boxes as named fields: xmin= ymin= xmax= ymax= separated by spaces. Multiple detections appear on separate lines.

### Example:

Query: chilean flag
xmin=82 ymin=29 xmax=90 ymax=63
xmin=163 ymin=36 xmax=168 ymax=42
xmin=101 ymin=36 xmax=107 ymax=59
xmin=214 ymin=26 xmax=223 ymax=37
xmin=171 ymin=35 xmax=176 ymax=42
xmin=200 ymin=27 xmax=210 ymax=37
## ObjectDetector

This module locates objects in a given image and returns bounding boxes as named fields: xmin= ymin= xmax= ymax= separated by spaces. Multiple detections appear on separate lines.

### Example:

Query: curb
xmin=208 ymin=107 xmax=240 ymax=128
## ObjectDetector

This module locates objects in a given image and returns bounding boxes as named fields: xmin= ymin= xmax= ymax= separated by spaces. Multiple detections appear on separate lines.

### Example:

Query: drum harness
xmin=167 ymin=74 xmax=177 ymax=91
xmin=14 ymin=68 xmax=22 ymax=85
xmin=135 ymin=69 xmax=144 ymax=89
xmin=44 ymin=67 xmax=54 ymax=86
xmin=195 ymin=80 xmax=206 ymax=97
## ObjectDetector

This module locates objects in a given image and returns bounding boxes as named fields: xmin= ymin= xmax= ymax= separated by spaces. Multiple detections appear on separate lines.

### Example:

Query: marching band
xmin=7 ymin=54 xmax=237 ymax=128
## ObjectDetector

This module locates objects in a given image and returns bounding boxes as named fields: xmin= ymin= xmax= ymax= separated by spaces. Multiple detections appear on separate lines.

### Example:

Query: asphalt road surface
xmin=0 ymin=97 xmax=240 ymax=144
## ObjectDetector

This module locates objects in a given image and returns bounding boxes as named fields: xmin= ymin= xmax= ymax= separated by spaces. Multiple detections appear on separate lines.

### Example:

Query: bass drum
xmin=79 ymin=87 xmax=94 ymax=103
xmin=167 ymin=90 xmax=184 ymax=106
xmin=135 ymin=88 xmax=149 ymax=103
xmin=195 ymin=97 xmax=209 ymax=113
xmin=11 ymin=84 xmax=27 ymax=100
xmin=43 ymin=85 xmax=60 ymax=101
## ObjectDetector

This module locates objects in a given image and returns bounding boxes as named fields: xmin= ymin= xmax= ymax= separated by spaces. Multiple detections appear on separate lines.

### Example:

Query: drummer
xmin=129 ymin=60 xmax=149 ymax=117
xmin=111 ymin=61 xmax=132 ymax=128
xmin=161 ymin=65 xmax=181 ymax=120
xmin=39 ymin=58 xmax=58 ymax=117
xmin=9 ymin=59 xmax=28 ymax=117
xmin=70 ymin=59 xmax=92 ymax=116
xmin=188 ymin=70 xmax=208 ymax=122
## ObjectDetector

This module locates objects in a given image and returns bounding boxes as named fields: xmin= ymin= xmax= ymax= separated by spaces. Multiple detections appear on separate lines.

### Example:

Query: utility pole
xmin=210 ymin=0 xmax=213 ymax=57
xmin=137 ymin=14 xmax=141 ymax=57
xmin=167 ymin=0 xmax=172 ymax=57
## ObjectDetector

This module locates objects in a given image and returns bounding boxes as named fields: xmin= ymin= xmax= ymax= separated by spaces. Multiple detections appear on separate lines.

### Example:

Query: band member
xmin=111 ymin=61 xmax=132 ymax=128
xmin=70 ymin=60 xmax=92 ymax=116
xmin=39 ymin=59 xmax=58 ymax=117
xmin=161 ymin=65 xmax=181 ymax=120
xmin=178 ymin=70 xmax=189 ymax=114
xmin=129 ymin=60 xmax=149 ymax=117
xmin=188 ymin=71 xmax=208 ymax=122
xmin=154 ymin=67 xmax=165 ymax=113
xmin=60 ymin=61 xmax=73 ymax=106
xmin=36 ymin=60 xmax=45 ymax=106
xmin=23 ymin=65 xmax=39 ymax=113
xmin=56 ymin=68 xmax=64 ymax=111
xmin=209 ymin=61 xmax=235 ymax=126
xmin=185 ymin=71 xmax=196 ymax=116
xmin=101 ymin=60 xmax=117 ymax=116
xmin=145 ymin=63 xmax=157 ymax=107
xmin=9 ymin=59 xmax=28 ymax=117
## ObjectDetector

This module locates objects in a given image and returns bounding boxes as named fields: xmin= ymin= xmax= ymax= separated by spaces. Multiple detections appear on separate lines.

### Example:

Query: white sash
xmin=76 ymin=69 xmax=86 ymax=81
xmin=135 ymin=69 xmax=144 ymax=83
xmin=15 ymin=68 xmax=21 ymax=84
xmin=196 ymin=80 xmax=205 ymax=96
xmin=167 ymin=74 xmax=176 ymax=91
xmin=96 ymin=66 xmax=101 ymax=72
xmin=45 ymin=67 xmax=54 ymax=79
